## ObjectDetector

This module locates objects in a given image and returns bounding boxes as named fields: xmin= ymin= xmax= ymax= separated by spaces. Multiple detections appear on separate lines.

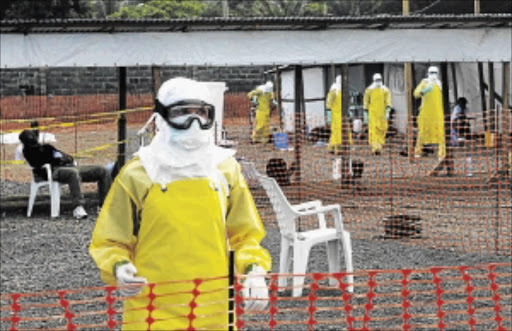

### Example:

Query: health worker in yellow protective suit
xmin=413 ymin=66 xmax=446 ymax=160
xmin=90 ymin=77 xmax=272 ymax=330
xmin=364 ymin=73 xmax=392 ymax=155
xmin=248 ymin=81 xmax=275 ymax=143
xmin=326 ymin=75 xmax=352 ymax=154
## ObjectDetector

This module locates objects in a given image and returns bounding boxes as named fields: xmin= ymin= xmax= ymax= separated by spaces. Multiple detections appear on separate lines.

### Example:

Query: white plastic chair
xmin=256 ymin=173 xmax=354 ymax=297
xmin=27 ymin=164 xmax=61 ymax=218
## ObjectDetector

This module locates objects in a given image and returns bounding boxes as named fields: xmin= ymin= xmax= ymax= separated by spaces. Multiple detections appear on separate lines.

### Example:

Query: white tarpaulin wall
xmin=281 ymin=68 xmax=326 ymax=133
xmin=1 ymin=29 xmax=510 ymax=68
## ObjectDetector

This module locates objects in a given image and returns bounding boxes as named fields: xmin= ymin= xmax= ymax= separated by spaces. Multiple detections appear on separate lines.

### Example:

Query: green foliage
xmin=1 ymin=0 xmax=93 ymax=19
xmin=109 ymin=0 xmax=206 ymax=18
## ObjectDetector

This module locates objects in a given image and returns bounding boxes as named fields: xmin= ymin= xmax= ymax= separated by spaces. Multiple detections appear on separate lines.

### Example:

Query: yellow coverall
xmin=90 ymin=157 xmax=271 ymax=330
xmin=248 ymin=89 xmax=273 ymax=143
xmin=326 ymin=88 xmax=352 ymax=153
xmin=364 ymin=85 xmax=392 ymax=153
xmin=413 ymin=79 xmax=446 ymax=159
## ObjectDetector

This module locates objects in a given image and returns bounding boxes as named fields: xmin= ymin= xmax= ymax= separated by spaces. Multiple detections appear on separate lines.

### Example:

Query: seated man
xmin=19 ymin=129 xmax=112 ymax=219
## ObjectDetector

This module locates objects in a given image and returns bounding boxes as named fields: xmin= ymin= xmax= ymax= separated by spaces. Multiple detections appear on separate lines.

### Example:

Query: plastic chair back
xmin=257 ymin=174 xmax=297 ymax=238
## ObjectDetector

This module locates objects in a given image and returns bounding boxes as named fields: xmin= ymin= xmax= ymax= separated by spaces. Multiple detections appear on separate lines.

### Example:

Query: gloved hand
xmin=242 ymin=265 xmax=268 ymax=311
xmin=115 ymin=261 xmax=147 ymax=297
xmin=385 ymin=106 xmax=392 ymax=120
xmin=421 ymin=84 xmax=433 ymax=95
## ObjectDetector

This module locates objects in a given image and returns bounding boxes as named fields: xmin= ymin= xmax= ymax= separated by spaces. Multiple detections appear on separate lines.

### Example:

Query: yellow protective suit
xmin=326 ymin=88 xmax=352 ymax=153
xmin=248 ymin=89 xmax=273 ymax=143
xmin=413 ymin=79 xmax=446 ymax=158
xmin=90 ymin=157 xmax=271 ymax=330
xmin=364 ymin=85 xmax=392 ymax=153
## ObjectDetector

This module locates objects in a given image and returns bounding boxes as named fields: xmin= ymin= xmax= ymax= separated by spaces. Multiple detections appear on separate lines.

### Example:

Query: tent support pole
xmin=404 ymin=63 xmax=414 ymax=163
xmin=340 ymin=63 xmax=351 ymax=187
xmin=117 ymin=67 xmax=127 ymax=169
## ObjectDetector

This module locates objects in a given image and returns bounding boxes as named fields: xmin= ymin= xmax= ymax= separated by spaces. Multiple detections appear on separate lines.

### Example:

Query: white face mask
xmin=428 ymin=73 xmax=438 ymax=81
xmin=169 ymin=119 xmax=211 ymax=150
xmin=374 ymin=79 xmax=383 ymax=87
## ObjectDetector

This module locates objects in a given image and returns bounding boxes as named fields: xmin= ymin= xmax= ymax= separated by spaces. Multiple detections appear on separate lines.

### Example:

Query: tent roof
xmin=1 ymin=14 xmax=510 ymax=68
xmin=1 ymin=14 xmax=510 ymax=33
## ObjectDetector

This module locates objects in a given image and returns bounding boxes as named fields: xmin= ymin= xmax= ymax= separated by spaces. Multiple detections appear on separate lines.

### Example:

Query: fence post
xmin=228 ymin=250 xmax=235 ymax=331
xmin=117 ymin=67 xmax=127 ymax=168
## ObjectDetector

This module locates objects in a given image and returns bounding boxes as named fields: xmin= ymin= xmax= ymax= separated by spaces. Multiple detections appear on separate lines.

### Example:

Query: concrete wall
xmin=0 ymin=66 xmax=270 ymax=97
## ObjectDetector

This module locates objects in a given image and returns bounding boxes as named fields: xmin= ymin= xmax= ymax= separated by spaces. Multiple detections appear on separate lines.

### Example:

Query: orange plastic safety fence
xmin=2 ymin=264 xmax=510 ymax=330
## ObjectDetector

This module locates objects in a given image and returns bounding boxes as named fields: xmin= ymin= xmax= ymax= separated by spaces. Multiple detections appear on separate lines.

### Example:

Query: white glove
xmin=242 ymin=265 xmax=269 ymax=311
xmin=115 ymin=262 xmax=147 ymax=297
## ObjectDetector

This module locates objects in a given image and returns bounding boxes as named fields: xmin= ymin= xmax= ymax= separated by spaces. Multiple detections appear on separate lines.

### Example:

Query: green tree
xmin=93 ymin=0 xmax=148 ymax=18
xmin=109 ymin=0 xmax=206 ymax=18
xmin=1 ymin=0 xmax=93 ymax=19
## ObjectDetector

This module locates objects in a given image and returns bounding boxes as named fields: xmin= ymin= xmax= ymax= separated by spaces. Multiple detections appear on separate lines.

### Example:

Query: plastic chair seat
xmin=295 ymin=228 xmax=338 ymax=242
xmin=256 ymin=171 xmax=354 ymax=297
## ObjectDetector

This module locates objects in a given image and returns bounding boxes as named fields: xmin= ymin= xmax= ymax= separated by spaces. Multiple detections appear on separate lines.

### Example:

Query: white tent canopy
xmin=1 ymin=28 xmax=510 ymax=68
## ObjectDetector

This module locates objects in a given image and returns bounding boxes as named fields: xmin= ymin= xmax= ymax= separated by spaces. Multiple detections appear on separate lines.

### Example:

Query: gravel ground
xmin=1 ymin=199 xmax=510 ymax=330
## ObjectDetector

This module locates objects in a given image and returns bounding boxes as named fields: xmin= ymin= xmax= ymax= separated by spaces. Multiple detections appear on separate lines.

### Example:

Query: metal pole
xmin=294 ymin=65 xmax=303 ymax=202
xmin=228 ymin=250 xmax=235 ymax=331
xmin=341 ymin=64 xmax=351 ymax=185
xmin=502 ymin=62 xmax=511 ymax=174
xmin=118 ymin=67 xmax=127 ymax=168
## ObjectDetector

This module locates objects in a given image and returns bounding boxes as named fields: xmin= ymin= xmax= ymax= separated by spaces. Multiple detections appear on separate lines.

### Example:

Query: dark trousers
xmin=52 ymin=165 xmax=112 ymax=208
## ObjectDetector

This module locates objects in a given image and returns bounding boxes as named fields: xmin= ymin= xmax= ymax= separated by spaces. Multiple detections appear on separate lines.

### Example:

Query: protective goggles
xmin=155 ymin=99 xmax=215 ymax=130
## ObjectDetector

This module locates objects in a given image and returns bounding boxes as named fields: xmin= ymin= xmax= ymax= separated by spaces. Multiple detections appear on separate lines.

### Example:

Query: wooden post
xmin=403 ymin=0 xmax=410 ymax=15
xmin=442 ymin=63 xmax=453 ymax=175
xmin=294 ymin=65 xmax=303 ymax=200
xmin=489 ymin=62 xmax=496 ymax=141
xmin=117 ymin=67 xmax=127 ymax=168
xmin=478 ymin=63 xmax=488 ymax=131
xmin=341 ymin=64 xmax=351 ymax=185
xmin=474 ymin=0 xmax=480 ymax=14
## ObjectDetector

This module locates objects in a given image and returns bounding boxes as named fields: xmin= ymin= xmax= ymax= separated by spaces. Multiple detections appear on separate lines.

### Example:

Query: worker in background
xmin=90 ymin=77 xmax=271 ymax=330
xmin=248 ymin=81 xmax=275 ymax=144
xmin=450 ymin=97 xmax=471 ymax=146
xmin=326 ymin=75 xmax=352 ymax=154
xmin=413 ymin=66 xmax=446 ymax=160
xmin=364 ymin=73 xmax=392 ymax=155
